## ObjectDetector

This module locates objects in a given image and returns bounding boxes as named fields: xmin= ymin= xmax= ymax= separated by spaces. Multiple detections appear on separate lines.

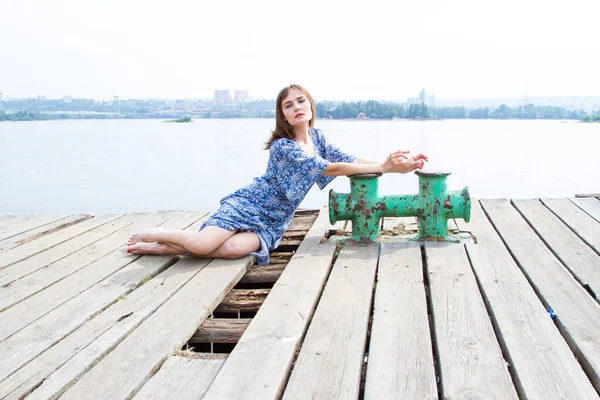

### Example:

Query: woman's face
xmin=281 ymin=88 xmax=312 ymax=128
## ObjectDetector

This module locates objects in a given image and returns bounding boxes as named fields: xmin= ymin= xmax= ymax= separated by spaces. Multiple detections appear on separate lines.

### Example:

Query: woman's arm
xmin=323 ymin=151 xmax=428 ymax=176
xmin=322 ymin=162 xmax=384 ymax=176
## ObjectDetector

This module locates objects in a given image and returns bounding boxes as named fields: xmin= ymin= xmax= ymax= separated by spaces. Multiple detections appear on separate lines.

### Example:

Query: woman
xmin=127 ymin=84 xmax=428 ymax=264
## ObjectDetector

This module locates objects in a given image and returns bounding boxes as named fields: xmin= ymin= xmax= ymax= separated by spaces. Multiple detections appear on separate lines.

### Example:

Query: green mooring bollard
xmin=328 ymin=171 xmax=471 ymax=243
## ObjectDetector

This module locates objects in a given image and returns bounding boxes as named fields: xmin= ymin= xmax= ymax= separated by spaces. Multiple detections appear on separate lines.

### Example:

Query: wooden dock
xmin=0 ymin=197 xmax=599 ymax=399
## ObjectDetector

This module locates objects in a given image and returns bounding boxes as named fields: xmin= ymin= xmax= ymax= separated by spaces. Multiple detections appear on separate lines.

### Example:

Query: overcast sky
xmin=1 ymin=0 xmax=598 ymax=101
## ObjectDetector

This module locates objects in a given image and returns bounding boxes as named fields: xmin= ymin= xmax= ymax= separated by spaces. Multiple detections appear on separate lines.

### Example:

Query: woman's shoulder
xmin=270 ymin=137 xmax=296 ymax=152
xmin=311 ymin=127 xmax=327 ymax=142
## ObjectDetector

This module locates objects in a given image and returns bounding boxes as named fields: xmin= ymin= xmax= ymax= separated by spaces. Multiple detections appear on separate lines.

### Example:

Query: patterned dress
xmin=200 ymin=127 xmax=356 ymax=264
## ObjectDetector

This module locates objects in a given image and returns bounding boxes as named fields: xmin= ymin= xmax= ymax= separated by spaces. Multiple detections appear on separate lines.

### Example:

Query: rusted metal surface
xmin=329 ymin=171 xmax=470 ymax=243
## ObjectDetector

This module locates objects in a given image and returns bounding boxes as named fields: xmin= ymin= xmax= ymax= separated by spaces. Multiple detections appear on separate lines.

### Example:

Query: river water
xmin=0 ymin=118 xmax=598 ymax=214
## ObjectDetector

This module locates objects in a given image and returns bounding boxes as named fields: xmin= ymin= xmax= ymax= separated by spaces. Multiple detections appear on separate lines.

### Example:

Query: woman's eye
xmin=299 ymin=99 xmax=305 ymax=103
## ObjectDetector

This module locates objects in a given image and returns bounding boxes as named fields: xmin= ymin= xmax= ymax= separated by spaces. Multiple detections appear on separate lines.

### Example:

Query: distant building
xmin=428 ymin=94 xmax=435 ymax=108
xmin=419 ymin=89 xmax=426 ymax=104
xmin=234 ymin=90 xmax=249 ymax=103
xmin=214 ymin=90 xmax=232 ymax=105
xmin=357 ymin=112 xmax=367 ymax=120
xmin=407 ymin=89 xmax=435 ymax=106
xmin=0 ymin=92 xmax=3 ymax=110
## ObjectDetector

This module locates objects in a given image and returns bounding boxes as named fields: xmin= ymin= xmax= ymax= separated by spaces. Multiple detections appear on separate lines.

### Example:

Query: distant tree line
xmin=1 ymin=97 xmax=598 ymax=121
xmin=317 ymin=101 xmax=595 ymax=121
xmin=0 ymin=110 xmax=117 ymax=121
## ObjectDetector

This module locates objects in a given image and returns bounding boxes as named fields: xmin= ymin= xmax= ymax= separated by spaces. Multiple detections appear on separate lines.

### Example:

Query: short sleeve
xmin=313 ymin=128 xmax=356 ymax=189
xmin=270 ymin=139 xmax=330 ymax=203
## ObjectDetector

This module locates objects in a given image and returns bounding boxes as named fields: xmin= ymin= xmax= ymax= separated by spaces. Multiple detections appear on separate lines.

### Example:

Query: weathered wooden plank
xmin=0 ymin=214 xmax=90 ymax=253
xmin=0 ymin=213 xmax=140 ymax=288
xmin=0 ymin=214 xmax=71 ymax=241
xmin=457 ymin=200 xmax=599 ymax=399
xmin=513 ymin=199 xmax=600 ymax=299
xmin=214 ymin=288 xmax=269 ymax=313
xmin=132 ymin=355 xmax=226 ymax=400
xmin=0 ymin=213 xmax=175 ymax=340
xmin=58 ymin=255 xmax=254 ymax=400
xmin=190 ymin=318 xmax=251 ymax=344
xmin=239 ymin=264 xmax=285 ymax=284
xmin=0 ymin=212 xmax=180 ymax=313
xmin=0 ymin=214 xmax=209 ymax=400
xmin=482 ymin=199 xmax=600 ymax=392
xmin=425 ymin=242 xmax=518 ymax=399
xmin=571 ymin=197 xmax=600 ymax=223
xmin=282 ymin=245 xmax=378 ymax=400
xmin=364 ymin=242 xmax=437 ymax=400
xmin=286 ymin=214 xmax=317 ymax=231
xmin=202 ymin=207 xmax=337 ymax=400
xmin=575 ymin=193 xmax=600 ymax=198
xmin=0 ymin=213 xmax=124 ymax=272
xmin=541 ymin=198 xmax=600 ymax=254
xmin=0 ymin=212 xmax=203 ymax=382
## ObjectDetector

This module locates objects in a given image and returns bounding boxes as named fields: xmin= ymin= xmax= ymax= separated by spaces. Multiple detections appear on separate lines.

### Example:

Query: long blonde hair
xmin=264 ymin=84 xmax=316 ymax=149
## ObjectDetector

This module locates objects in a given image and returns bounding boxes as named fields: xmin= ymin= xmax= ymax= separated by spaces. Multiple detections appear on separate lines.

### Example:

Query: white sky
xmin=1 ymin=0 xmax=599 ymax=101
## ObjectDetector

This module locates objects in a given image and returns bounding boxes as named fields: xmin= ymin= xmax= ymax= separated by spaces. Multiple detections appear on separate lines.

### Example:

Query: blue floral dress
xmin=200 ymin=127 xmax=356 ymax=264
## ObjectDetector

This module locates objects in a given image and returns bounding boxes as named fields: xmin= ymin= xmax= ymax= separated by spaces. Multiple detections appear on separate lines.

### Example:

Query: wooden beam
xmin=239 ymin=264 xmax=285 ymax=285
xmin=190 ymin=318 xmax=251 ymax=344
xmin=214 ymin=289 xmax=270 ymax=313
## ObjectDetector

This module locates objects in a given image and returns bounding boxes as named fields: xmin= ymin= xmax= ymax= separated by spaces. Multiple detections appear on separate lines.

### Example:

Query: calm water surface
xmin=1 ymin=119 xmax=598 ymax=214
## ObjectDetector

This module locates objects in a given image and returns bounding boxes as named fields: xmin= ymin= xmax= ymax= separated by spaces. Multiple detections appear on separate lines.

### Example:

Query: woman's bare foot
xmin=127 ymin=227 xmax=165 ymax=246
xmin=126 ymin=242 xmax=182 ymax=255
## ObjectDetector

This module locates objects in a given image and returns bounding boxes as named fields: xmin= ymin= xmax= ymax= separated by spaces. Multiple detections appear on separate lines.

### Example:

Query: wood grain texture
xmin=202 ymin=207 xmax=337 ymax=400
xmin=483 ymin=199 xmax=600 ymax=392
xmin=457 ymin=200 xmax=599 ymax=399
xmin=282 ymin=245 xmax=379 ymax=400
xmin=364 ymin=242 xmax=437 ymax=400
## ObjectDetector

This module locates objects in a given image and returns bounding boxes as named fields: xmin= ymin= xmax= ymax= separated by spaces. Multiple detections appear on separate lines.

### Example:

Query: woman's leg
xmin=127 ymin=231 xmax=261 ymax=259
xmin=203 ymin=232 xmax=261 ymax=259
xmin=127 ymin=226 xmax=236 ymax=256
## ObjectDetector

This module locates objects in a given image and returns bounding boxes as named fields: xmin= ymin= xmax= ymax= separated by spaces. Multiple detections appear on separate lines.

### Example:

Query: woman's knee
xmin=218 ymin=241 xmax=251 ymax=259
xmin=218 ymin=234 xmax=260 ymax=259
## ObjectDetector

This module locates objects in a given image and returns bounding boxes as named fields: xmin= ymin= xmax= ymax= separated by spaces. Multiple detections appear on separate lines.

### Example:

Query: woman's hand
xmin=381 ymin=151 xmax=428 ymax=174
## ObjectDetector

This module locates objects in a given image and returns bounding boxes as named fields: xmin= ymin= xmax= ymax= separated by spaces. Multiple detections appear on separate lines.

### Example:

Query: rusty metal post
xmin=329 ymin=171 xmax=470 ymax=243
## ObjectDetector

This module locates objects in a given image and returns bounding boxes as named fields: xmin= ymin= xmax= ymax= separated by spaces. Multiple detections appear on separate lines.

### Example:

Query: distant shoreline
xmin=0 ymin=115 xmax=591 ymax=122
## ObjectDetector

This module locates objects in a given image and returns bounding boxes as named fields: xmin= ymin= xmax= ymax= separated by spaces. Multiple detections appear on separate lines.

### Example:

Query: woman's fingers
xmin=393 ymin=150 xmax=410 ymax=158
